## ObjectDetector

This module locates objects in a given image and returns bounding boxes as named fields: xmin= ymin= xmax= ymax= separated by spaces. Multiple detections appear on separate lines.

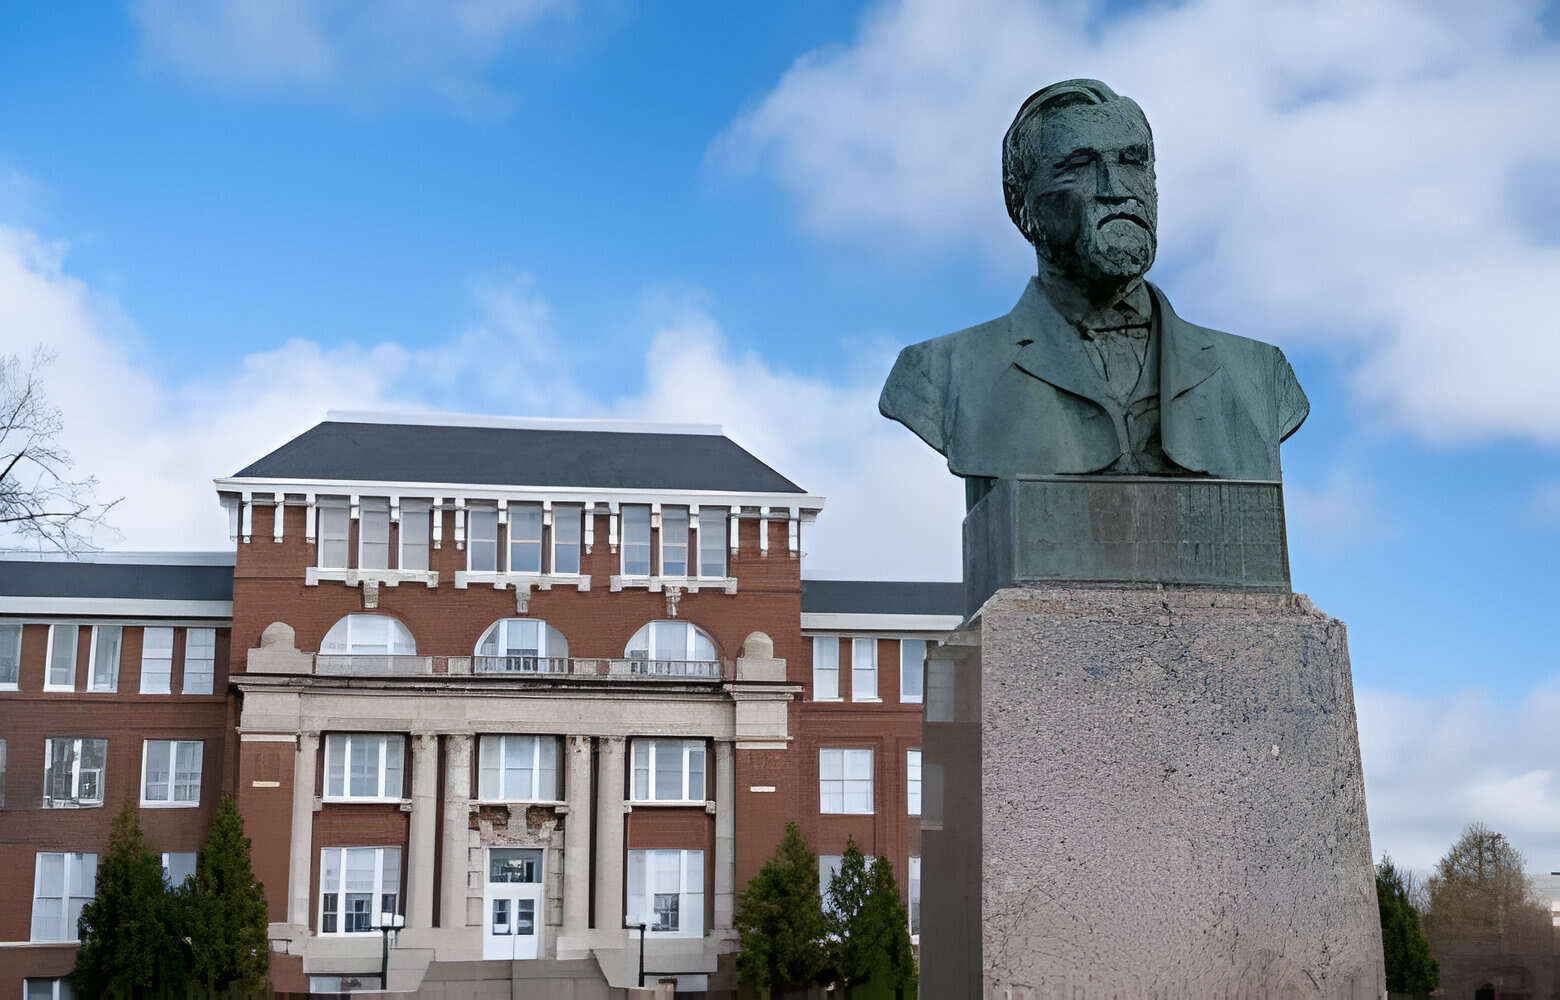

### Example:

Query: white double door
xmin=483 ymin=848 xmax=544 ymax=961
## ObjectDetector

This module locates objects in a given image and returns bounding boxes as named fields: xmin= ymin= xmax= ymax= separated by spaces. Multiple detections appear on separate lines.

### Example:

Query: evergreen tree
xmin=1376 ymin=855 xmax=1438 ymax=997
xmin=73 ymin=805 xmax=191 ymax=999
xmin=825 ymin=840 xmax=918 ymax=999
xmin=187 ymin=795 xmax=271 ymax=997
xmin=734 ymin=821 xmax=828 ymax=994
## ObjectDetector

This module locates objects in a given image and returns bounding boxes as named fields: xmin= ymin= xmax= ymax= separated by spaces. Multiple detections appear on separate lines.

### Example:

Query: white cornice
xmin=0 ymin=550 xmax=234 ymax=566
xmin=214 ymin=476 xmax=824 ymax=512
xmin=0 ymin=597 xmax=233 ymax=619
xmin=801 ymin=612 xmax=963 ymax=633
xmin=326 ymin=410 xmax=723 ymax=436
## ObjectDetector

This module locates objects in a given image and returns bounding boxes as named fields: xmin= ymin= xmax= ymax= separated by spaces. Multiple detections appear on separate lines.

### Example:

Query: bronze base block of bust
xmin=921 ymin=587 xmax=1385 ymax=999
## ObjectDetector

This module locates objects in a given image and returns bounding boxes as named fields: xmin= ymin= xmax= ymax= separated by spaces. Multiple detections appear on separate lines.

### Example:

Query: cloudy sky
xmin=2 ymin=0 xmax=1558 ymax=876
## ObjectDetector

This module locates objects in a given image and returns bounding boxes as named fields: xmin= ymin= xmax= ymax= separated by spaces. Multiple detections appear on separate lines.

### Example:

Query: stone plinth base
xmin=921 ymin=587 xmax=1384 ymax=999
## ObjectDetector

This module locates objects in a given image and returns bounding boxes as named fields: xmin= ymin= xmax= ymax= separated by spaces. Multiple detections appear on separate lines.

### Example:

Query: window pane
xmin=479 ymin=736 xmax=501 ymax=800
xmin=90 ymin=626 xmax=121 ymax=691
xmin=909 ymin=856 xmax=922 ymax=935
xmin=326 ymin=736 xmax=345 ymax=797
xmin=400 ymin=503 xmax=430 ymax=571
xmin=852 ymin=638 xmax=877 ymax=700
xmin=509 ymin=504 xmax=542 ymax=573
xmin=360 ymin=501 xmax=390 ymax=570
xmin=687 ymin=745 xmax=705 ymax=801
xmin=348 ymin=739 xmax=375 ymax=796
xmin=813 ymin=638 xmax=839 ymax=699
xmin=319 ymin=506 xmax=349 ymax=568
xmin=908 ymin=749 xmax=922 ymax=816
xmin=140 ymin=627 xmax=172 ymax=694
xmin=183 ymin=628 xmax=216 ymax=695
xmin=504 ymin=736 xmax=533 ymax=800
xmin=174 ymin=742 xmax=202 ymax=803
xmin=383 ymin=737 xmax=404 ymax=798
xmin=469 ymin=508 xmax=498 ymax=572
xmin=653 ymin=739 xmax=682 ymax=801
xmin=633 ymin=741 xmax=650 ymax=800
xmin=537 ymin=737 xmax=558 ymax=799
xmin=661 ymin=507 xmax=688 ymax=577
xmin=144 ymin=741 xmax=172 ymax=802
xmin=0 ymin=624 xmax=20 ymax=684
xmin=552 ymin=505 xmax=581 ymax=575
xmin=623 ymin=506 xmax=651 ymax=575
xmin=698 ymin=510 xmax=726 ymax=577
xmin=900 ymin=639 xmax=926 ymax=703
xmin=48 ymin=626 xmax=77 ymax=687
xmin=163 ymin=852 xmax=196 ymax=886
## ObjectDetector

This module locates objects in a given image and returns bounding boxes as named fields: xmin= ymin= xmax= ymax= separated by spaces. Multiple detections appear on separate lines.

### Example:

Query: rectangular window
xmin=318 ymin=504 xmax=349 ymax=569
xmin=1 ymin=738 xmax=7 ymax=808
xmin=552 ymin=504 xmax=582 ymax=574
xmin=88 ymin=626 xmax=122 ymax=692
xmin=626 ymin=849 xmax=703 ymax=937
xmin=319 ymin=847 xmax=401 ymax=935
xmin=812 ymin=637 xmax=839 ymax=700
xmin=819 ymin=747 xmax=873 ymax=814
xmin=907 ymin=749 xmax=922 ymax=816
xmin=142 ymin=740 xmax=203 ymax=807
xmin=819 ymin=854 xmax=843 ymax=914
xmin=43 ymin=737 xmax=106 ymax=807
xmin=899 ymin=639 xmax=926 ymax=704
xmin=359 ymin=499 xmax=390 ymax=570
xmin=31 ymin=852 xmax=96 ymax=942
xmin=630 ymin=738 xmax=706 ymax=803
xmin=182 ymin=628 xmax=215 ymax=695
xmin=908 ymin=855 xmax=921 ymax=936
xmin=508 ymin=503 xmax=543 ymax=573
xmin=851 ymin=638 xmax=878 ymax=701
xmin=0 ymin=622 xmax=20 ymax=687
xmin=161 ymin=852 xmax=197 ymax=887
xmin=324 ymin=734 xmax=405 ymax=800
xmin=139 ymin=627 xmax=173 ymax=694
xmin=45 ymin=624 xmax=77 ymax=690
xmin=622 ymin=505 xmax=651 ymax=575
xmin=661 ymin=506 xmax=689 ymax=577
xmin=24 ymin=979 xmax=76 ymax=1000
xmin=477 ymin=735 xmax=559 ymax=801
xmin=468 ymin=507 xmax=498 ymax=572
xmin=698 ymin=509 xmax=727 ymax=578
xmin=399 ymin=501 xmax=431 ymax=571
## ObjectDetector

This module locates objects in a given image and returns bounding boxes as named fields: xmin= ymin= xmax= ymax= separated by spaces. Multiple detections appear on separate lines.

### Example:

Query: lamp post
xmin=374 ymin=910 xmax=406 ymax=990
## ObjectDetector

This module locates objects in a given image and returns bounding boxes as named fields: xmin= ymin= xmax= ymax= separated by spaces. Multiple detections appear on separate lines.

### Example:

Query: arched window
xmin=474 ymin=619 xmax=570 ymax=674
xmin=321 ymin=615 xmax=415 ymax=655
xmin=625 ymin=621 xmax=718 ymax=676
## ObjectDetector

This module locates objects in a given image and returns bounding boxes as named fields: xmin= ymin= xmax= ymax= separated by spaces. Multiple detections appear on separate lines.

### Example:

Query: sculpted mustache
xmin=1096 ymin=211 xmax=1149 ymax=230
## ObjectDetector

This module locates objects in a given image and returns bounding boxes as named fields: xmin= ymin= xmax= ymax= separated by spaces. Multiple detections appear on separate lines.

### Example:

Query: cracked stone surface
xmin=933 ymin=586 xmax=1385 ymax=999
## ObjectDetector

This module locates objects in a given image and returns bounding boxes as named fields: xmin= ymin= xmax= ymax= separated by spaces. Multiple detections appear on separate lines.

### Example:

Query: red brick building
xmin=0 ymin=412 xmax=959 ymax=998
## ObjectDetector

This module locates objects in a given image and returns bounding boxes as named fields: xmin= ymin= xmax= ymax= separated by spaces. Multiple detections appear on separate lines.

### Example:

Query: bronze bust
xmin=879 ymin=80 xmax=1308 ymax=503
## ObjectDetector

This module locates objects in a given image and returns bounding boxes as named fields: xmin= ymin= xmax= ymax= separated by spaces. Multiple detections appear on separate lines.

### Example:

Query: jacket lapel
xmin=1152 ymin=284 xmax=1224 ymax=474
xmin=1008 ymin=278 xmax=1115 ymax=409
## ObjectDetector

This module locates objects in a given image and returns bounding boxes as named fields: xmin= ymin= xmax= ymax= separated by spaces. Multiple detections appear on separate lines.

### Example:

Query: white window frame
xmin=44 ymin=624 xmax=77 ymax=691
xmin=851 ymin=637 xmax=878 ymax=701
xmin=317 ymin=503 xmax=350 ymax=569
xmin=358 ymin=498 xmax=390 ymax=570
xmin=819 ymin=747 xmax=874 ymax=815
xmin=621 ymin=504 xmax=651 ymax=576
xmin=1 ymin=737 xmax=7 ymax=809
xmin=30 ymin=851 xmax=96 ymax=942
xmin=552 ymin=504 xmax=583 ymax=575
xmin=324 ymin=734 xmax=406 ymax=801
xmin=630 ymin=738 xmax=707 ymax=804
xmin=141 ymin=739 xmax=203 ymax=808
xmin=318 ymin=846 xmax=401 ymax=936
xmin=627 ymin=848 xmax=704 ymax=938
xmin=660 ymin=506 xmax=689 ymax=577
xmin=625 ymin=620 xmax=718 ymax=667
xmin=139 ymin=626 xmax=174 ymax=694
xmin=399 ymin=500 xmax=431 ymax=571
xmin=321 ymin=615 xmax=416 ymax=655
xmin=473 ymin=618 xmax=568 ymax=672
xmin=907 ymin=749 xmax=922 ymax=816
xmin=87 ymin=625 xmax=122 ymax=693
xmin=812 ymin=637 xmax=840 ymax=700
xmin=477 ymin=734 xmax=561 ymax=802
xmin=43 ymin=736 xmax=106 ymax=808
xmin=0 ymin=622 xmax=20 ymax=689
xmin=507 ymin=503 xmax=543 ymax=574
xmin=899 ymin=638 xmax=926 ymax=704
xmin=467 ymin=505 xmax=498 ymax=573
xmin=908 ymin=855 xmax=921 ymax=939
xmin=697 ymin=509 xmax=727 ymax=578
xmin=182 ymin=628 xmax=216 ymax=695
xmin=24 ymin=978 xmax=76 ymax=1000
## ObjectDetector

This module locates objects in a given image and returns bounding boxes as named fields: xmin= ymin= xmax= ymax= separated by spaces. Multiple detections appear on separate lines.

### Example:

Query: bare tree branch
xmin=0 ymin=349 xmax=123 ymax=553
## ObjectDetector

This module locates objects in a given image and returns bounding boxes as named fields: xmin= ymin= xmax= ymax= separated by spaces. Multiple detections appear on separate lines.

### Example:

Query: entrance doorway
xmin=482 ymin=848 xmax=544 ymax=961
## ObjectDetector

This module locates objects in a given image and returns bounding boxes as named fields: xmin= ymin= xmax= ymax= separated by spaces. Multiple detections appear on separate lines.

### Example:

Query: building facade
xmin=0 ymin=412 xmax=960 ymax=998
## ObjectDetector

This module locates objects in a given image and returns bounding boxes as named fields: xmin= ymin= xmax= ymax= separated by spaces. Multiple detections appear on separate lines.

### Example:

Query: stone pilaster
xmin=405 ymin=732 xmax=439 ymax=928
xmin=563 ymin=734 xmax=593 ymax=937
xmin=594 ymin=736 xmax=626 ymax=932
xmin=440 ymin=733 xmax=472 ymax=928
xmin=713 ymin=740 xmax=735 ymax=931
xmin=288 ymin=731 xmax=319 ymax=928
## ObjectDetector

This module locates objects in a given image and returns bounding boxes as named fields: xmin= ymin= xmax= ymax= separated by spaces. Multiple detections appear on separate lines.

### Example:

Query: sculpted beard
xmin=1048 ymin=200 xmax=1157 ymax=287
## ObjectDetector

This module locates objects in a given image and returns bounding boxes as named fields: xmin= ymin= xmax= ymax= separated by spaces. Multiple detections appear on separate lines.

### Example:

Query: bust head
xmin=1003 ymin=80 xmax=1157 ymax=296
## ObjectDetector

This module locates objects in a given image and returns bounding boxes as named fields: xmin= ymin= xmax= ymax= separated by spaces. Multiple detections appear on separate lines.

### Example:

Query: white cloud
xmin=129 ymin=0 xmax=571 ymax=113
xmin=714 ymin=0 xmax=1560 ymax=444
xmin=1358 ymin=683 xmax=1560 ymax=875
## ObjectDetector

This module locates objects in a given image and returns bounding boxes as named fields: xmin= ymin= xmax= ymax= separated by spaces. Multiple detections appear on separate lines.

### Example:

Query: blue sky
xmin=1 ymin=0 xmax=1558 ymax=871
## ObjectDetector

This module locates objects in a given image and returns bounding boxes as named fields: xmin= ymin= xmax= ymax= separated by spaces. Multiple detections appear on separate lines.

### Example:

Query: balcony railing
xmin=314 ymin=654 xmax=433 ymax=676
xmin=296 ymin=653 xmax=727 ymax=681
xmin=472 ymin=655 xmax=572 ymax=675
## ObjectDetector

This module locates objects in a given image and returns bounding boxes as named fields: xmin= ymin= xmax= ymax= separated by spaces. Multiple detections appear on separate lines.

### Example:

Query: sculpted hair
xmin=1002 ymin=79 xmax=1153 ymax=239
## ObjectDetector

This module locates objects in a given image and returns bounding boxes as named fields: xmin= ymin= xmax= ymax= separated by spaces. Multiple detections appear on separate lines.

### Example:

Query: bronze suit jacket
xmin=879 ymin=278 xmax=1309 ymax=481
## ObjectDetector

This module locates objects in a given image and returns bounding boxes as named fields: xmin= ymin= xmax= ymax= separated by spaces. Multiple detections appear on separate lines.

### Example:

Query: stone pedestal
xmin=922 ymin=587 xmax=1384 ymax=999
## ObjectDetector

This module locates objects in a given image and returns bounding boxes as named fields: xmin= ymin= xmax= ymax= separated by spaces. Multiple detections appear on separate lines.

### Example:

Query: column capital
xmin=411 ymin=731 xmax=439 ymax=749
xmin=597 ymin=735 xmax=626 ymax=749
xmin=298 ymin=731 xmax=321 ymax=748
xmin=567 ymin=733 xmax=594 ymax=751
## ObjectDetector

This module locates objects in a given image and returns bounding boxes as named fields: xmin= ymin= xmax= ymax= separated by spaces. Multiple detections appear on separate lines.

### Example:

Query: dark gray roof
xmin=801 ymin=579 xmax=963 ymax=616
xmin=234 ymin=421 xmax=807 ymax=494
xmin=0 ymin=558 xmax=234 ymax=602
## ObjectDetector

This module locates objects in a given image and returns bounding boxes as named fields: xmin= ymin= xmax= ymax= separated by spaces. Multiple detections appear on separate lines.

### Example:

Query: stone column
xmin=594 ymin=736 xmax=626 ymax=932
xmin=563 ymin=735 xmax=593 ymax=937
xmin=440 ymin=733 xmax=472 ymax=929
xmin=713 ymin=740 xmax=735 ymax=931
xmin=405 ymin=732 xmax=438 ymax=929
xmin=288 ymin=732 xmax=319 ymax=928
